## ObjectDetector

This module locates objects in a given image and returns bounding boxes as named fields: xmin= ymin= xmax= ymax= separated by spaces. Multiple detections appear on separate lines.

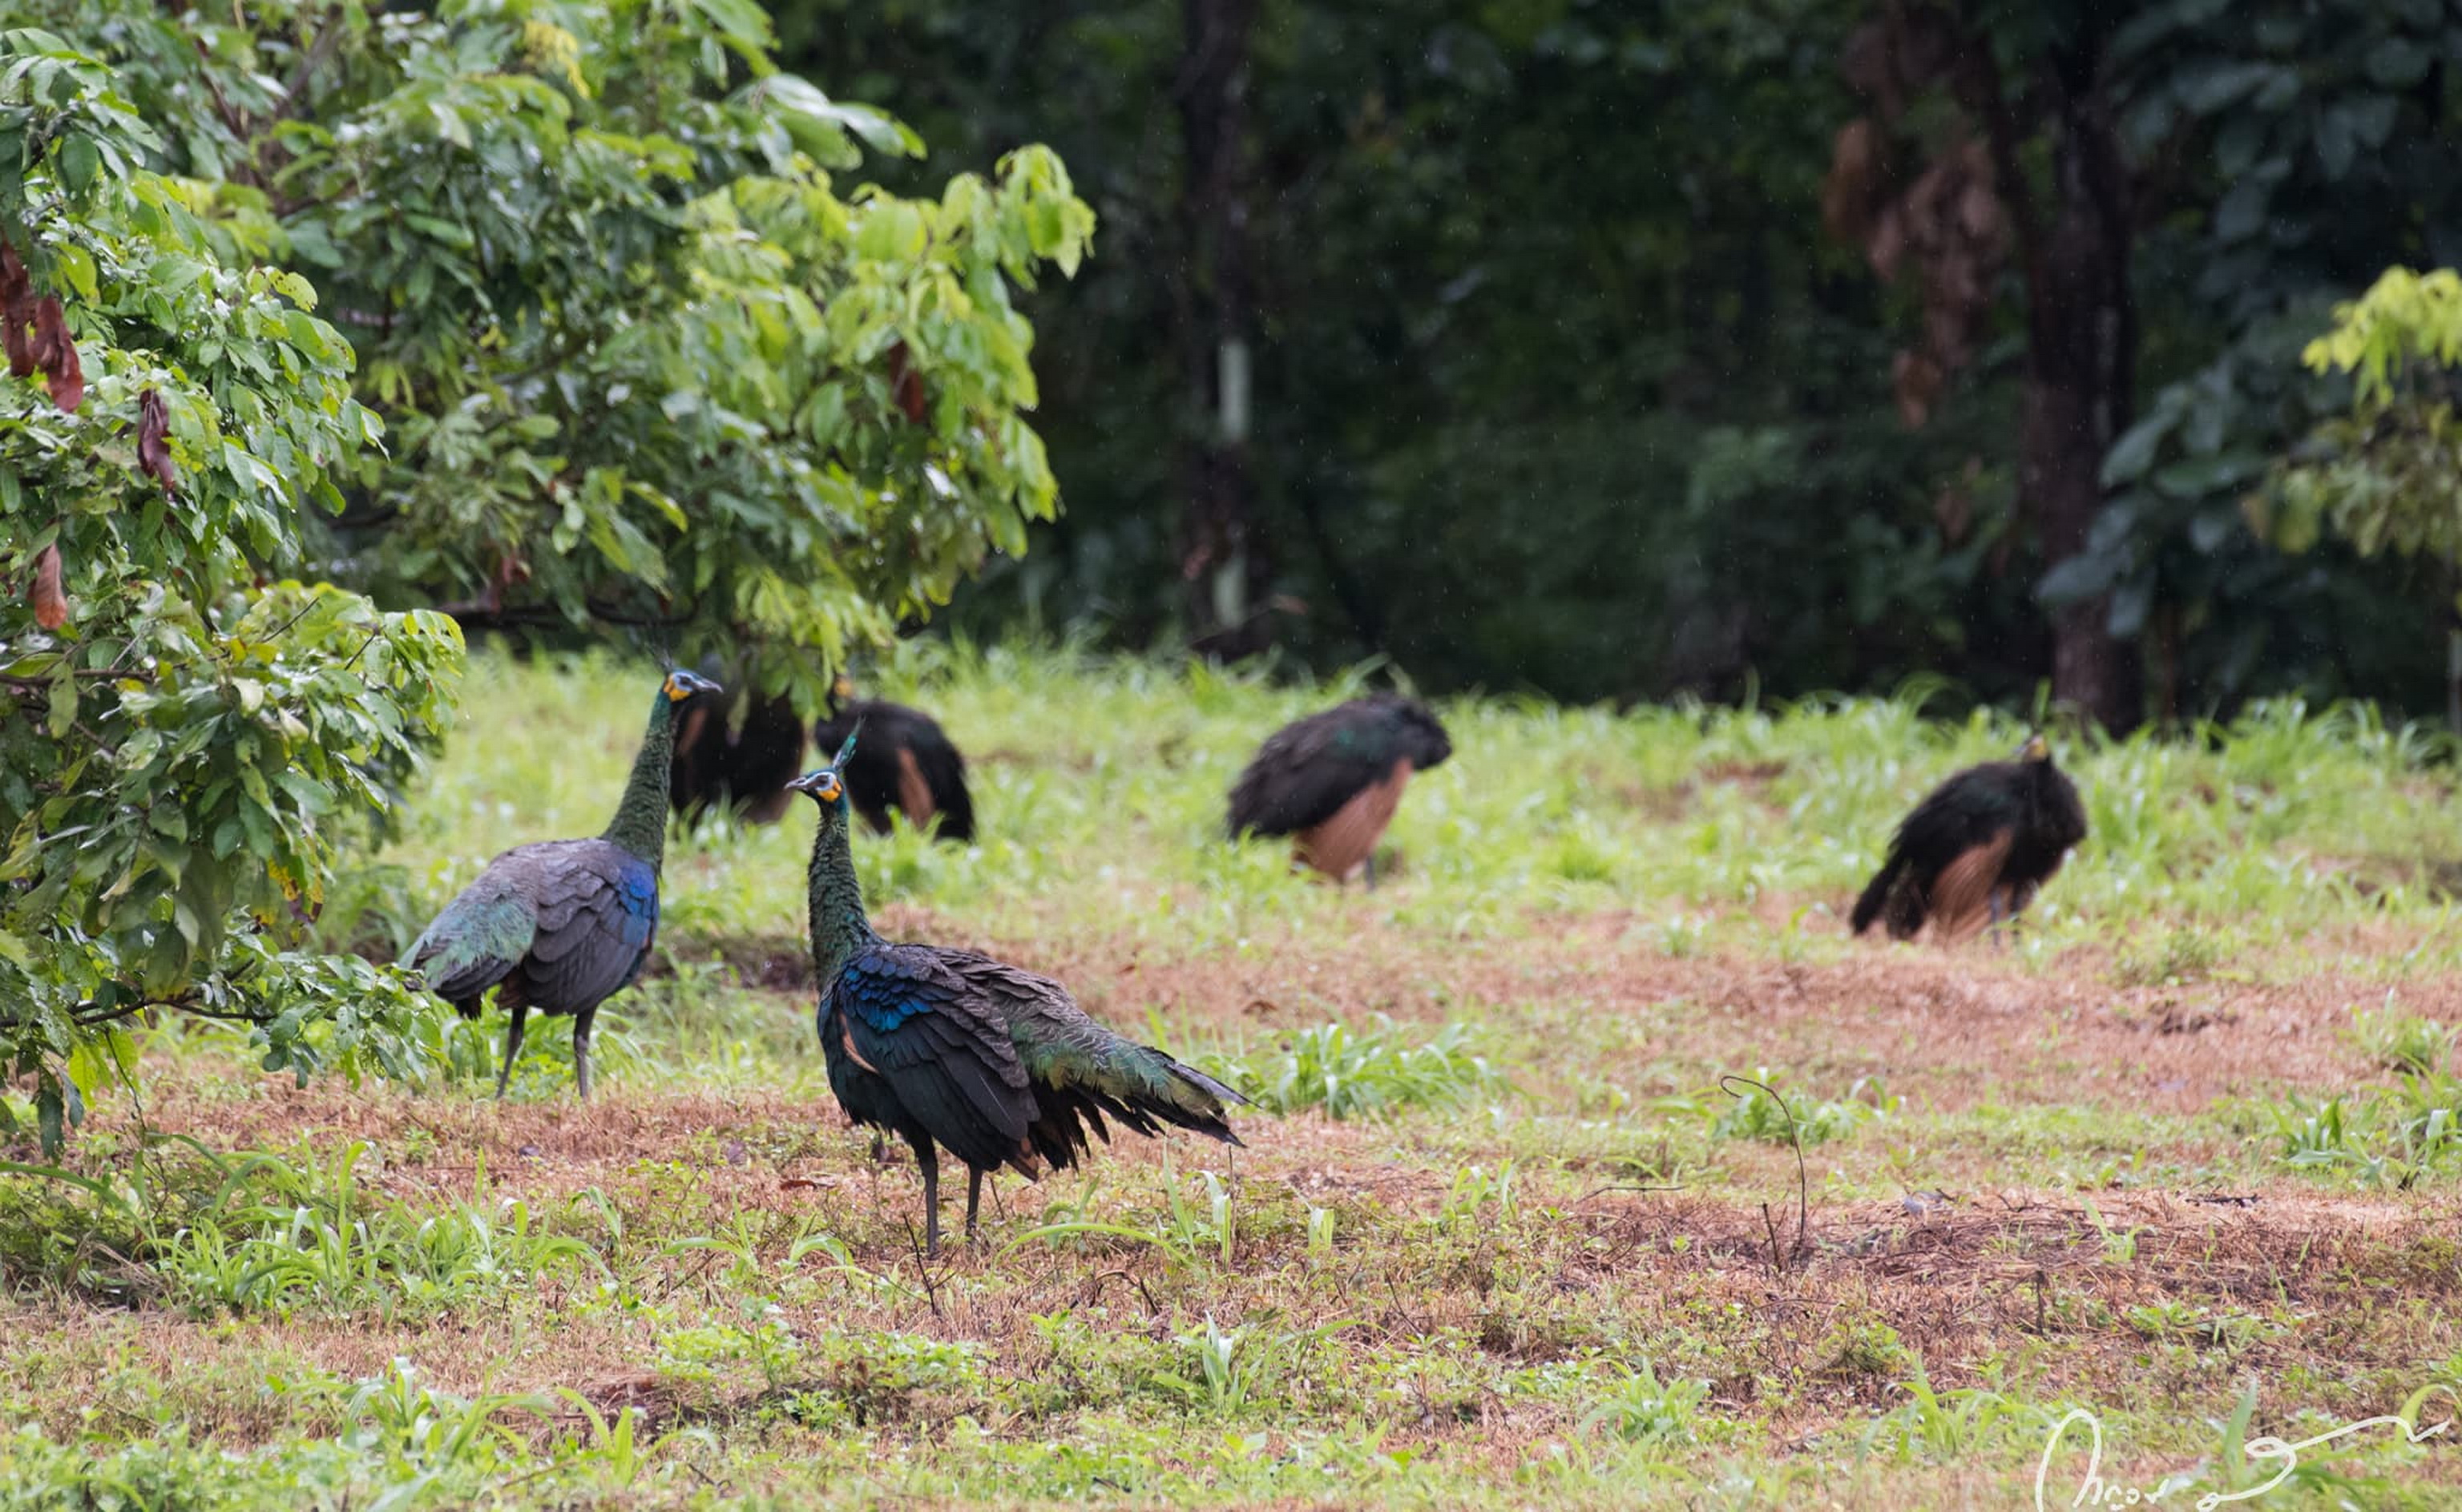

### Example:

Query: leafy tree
xmin=793 ymin=0 xmax=2010 ymax=705
xmin=2267 ymin=268 xmax=2462 ymax=562
xmin=41 ymin=0 xmax=1091 ymax=718
xmin=790 ymin=1 xmax=2456 ymax=718
xmin=1 ymin=25 xmax=460 ymax=1150
xmin=1827 ymin=0 xmax=2460 ymax=727
xmin=2263 ymin=266 xmax=2462 ymax=720
xmin=0 ymin=0 xmax=1091 ymax=1146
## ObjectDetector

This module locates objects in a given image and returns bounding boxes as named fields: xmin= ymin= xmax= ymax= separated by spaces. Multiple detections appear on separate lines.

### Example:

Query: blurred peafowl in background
xmin=1851 ymin=733 xmax=2087 ymax=944
xmin=789 ymin=736 xmax=1244 ymax=1254
xmin=812 ymin=672 xmax=975 ymax=842
xmin=1227 ymin=694 xmax=1452 ymax=885
xmin=668 ymin=659 xmax=805 ymax=824
xmin=669 ymin=675 xmax=802 ymax=822
xmin=405 ymin=667 xmax=720 ymax=1098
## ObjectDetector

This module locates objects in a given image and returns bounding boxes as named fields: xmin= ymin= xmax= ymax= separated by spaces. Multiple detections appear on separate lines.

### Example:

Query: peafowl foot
xmin=495 ymin=1004 xmax=530 ymax=1101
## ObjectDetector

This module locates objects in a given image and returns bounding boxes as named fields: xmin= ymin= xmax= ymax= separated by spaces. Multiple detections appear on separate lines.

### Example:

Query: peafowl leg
xmin=1364 ymin=849 xmax=1378 ymax=889
xmin=572 ymin=1008 xmax=597 ymax=1102
xmin=965 ymin=1167 xmax=985 ymax=1242
xmin=495 ymin=1004 xmax=530 ymax=1100
xmin=914 ymin=1140 xmax=942 ymax=1257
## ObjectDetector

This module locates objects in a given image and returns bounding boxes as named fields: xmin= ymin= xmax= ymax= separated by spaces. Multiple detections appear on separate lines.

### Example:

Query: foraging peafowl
xmin=669 ymin=663 xmax=805 ymax=824
xmin=1851 ymin=733 xmax=2087 ymax=943
xmin=1227 ymin=694 xmax=1453 ymax=885
xmin=789 ymin=735 xmax=1244 ymax=1254
xmin=811 ymin=673 xmax=975 ymax=842
xmin=404 ymin=667 xmax=720 ymax=1099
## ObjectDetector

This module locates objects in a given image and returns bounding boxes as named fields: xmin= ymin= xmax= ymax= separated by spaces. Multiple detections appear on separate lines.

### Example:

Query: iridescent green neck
xmin=601 ymin=692 xmax=680 ymax=862
xmin=807 ymin=804 xmax=877 ymax=983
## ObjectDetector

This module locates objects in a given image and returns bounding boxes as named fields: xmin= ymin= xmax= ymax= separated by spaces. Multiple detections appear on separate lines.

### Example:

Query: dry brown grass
xmin=14 ymin=889 xmax=2462 ymax=1504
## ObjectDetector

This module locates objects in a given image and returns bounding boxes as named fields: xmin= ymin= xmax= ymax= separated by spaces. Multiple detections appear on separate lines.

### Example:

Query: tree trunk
xmin=2020 ymin=37 xmax=2141 ymax=732
xmin=1174 ymin=0 xmax=1271 ymax=658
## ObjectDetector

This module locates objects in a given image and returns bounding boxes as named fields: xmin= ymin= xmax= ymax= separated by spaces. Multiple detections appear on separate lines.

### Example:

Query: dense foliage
xmin=2269 ymin=267 xmax=2462 ymax=573
xmin=0 ymin=22 xmax=460 ymax=1147
xmin=791 ymin=0 xmax=2462 ymax=720
xmin=0 ymin=0 xmax=1089 ymax=1147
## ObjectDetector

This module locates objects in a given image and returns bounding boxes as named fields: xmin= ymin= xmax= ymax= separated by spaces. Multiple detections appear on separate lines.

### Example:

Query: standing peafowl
xmin=670 ymin=662 xmax=806 ymax=824
xmin=1851 ymin=733 xmax=2087 ymax=943
xmin=404 ymin=667 xmax=720 ymax=1099
xmin=812 ymin=672 xmax=975 ymax=842
xmin=1227 ymin=694 xmax=1453 ymax=885
xmin=789 ymin=736 xmax=1244 ymax=1254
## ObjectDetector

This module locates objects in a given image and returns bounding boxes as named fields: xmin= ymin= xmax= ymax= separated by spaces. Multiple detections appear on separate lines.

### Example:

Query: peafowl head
xmin=1384 ymin=696 xmax=1453 ymax=769
xmin=661 ymin=667 xmax=721 ymax=705
xmin=785 ymin=728 xmax=862 ymax=821
xmin=2017 ymin=732 xmax=2051 ymax=764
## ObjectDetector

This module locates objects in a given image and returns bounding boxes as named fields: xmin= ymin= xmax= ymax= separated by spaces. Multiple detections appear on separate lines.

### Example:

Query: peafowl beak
xmin=787 ymin=769 xmax=845 ymax=804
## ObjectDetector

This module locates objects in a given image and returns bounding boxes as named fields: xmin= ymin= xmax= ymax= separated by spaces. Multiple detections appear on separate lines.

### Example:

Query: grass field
xmin=10 ymin=644 xmax=2462 ymax=1506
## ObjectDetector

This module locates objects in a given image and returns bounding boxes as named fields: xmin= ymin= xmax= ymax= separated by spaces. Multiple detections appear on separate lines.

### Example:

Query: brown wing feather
xmin=1296 ymin=760 xmax=1412 ymax=880
xmin=894 ymin=745 xmax=938 ymax=829
xmin=1925 ymin=829 xmax=2013 ymax=944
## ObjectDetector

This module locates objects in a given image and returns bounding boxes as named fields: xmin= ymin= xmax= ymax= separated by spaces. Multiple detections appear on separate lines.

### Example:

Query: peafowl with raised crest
xmin=1851 ymin=732 xmax=2087 ymax=943
xmin=1227 ymin=694 xmax=1452 ymax=885
xmin=404 ymin=667 xmax=720 ymax=1099
xmin=789 ymin=733 xmax=1244 ymax=1254
xmin=812 ymin=673 xmax=975 ymax=843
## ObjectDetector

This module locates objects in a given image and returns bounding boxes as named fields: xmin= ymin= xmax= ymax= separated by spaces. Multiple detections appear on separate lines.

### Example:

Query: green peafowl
xmin=1851 ymin=733 xmax=2087 ymax=943
xmin=669 ymin=660 xmax=806 ymax=824
xmin=789 ymin=735 xmax=1244 ymax=1254
xmin=1227 ymin=694 xmax=1452 ymax=885
xmin=404 ymin=667 xmax=720 ymax=1099
xmin=812 ymin=672 xmax=975 ymax=842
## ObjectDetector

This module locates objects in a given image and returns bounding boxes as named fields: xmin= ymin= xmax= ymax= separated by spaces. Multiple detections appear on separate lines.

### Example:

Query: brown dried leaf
xmin=1893 ymin=349 xmax=1943 ymax=429
xmin=1822 ymin=119 xmax=1886 ymax=242
xmin=30 ymin=542 xmax=67 ymax=630
xmin=1957 ymin=179 xmax=2004 ymax=244
xmin=1867 ymin=203 xmax=1909 ymax=281
xmin=137 ymin=388 xmax=178 ymax=494
xmin=1934 ymin=479 xmax=1973 ymax=546
xmin=886 ymin=340 xmax=926 ymax=423
xmin=30 ymin=298 xmax=81 ymax=412
xmin=0 ymin=241 xmax=30 ymax=380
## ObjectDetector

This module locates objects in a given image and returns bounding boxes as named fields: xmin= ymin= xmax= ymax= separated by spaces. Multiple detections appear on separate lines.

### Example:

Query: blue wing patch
xmin=615 ymin=859 xmax=658 ymax=950
xmin=836 ymin=948 xmax=935 ymax=1034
